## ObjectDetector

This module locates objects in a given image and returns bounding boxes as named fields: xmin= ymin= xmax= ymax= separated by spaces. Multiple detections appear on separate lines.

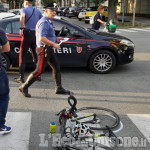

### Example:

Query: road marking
xmin=128 ymin=114 xmax=150 ymax=143
xmin=135 ymin=53 xmax=150 ymax=61
xmin=115 ymin=31 xmax=121 ymax=34
xmin=0 ymin=112 xmax=32 ymax=150
xmin=129 ymin=28 xmax=150 ymax=32
xmin=117 ymin=29 xmax=137 ymax=32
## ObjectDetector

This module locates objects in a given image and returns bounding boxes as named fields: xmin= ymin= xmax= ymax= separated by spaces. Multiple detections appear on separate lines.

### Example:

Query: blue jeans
xmin=0 ymin=66 xmax=9 ymax=128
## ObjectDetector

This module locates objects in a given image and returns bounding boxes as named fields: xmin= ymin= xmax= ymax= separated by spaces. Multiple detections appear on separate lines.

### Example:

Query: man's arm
xmin=40 ymin=37 xmax=60 ymax=49
xmin=20 ymin=15 xmax=25 ymax=28
xmin=20 ymin=13 xmax=25 ymax=36
xmin=0 ymin=42 xmax=10 ymax=53
xmin=0 ymin=28 xmax=10 ymax=53
xmin=39 ymin=22 xmax=60 ymax=49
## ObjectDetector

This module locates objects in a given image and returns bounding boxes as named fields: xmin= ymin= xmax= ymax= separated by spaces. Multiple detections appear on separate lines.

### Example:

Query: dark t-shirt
xmin=0 ymin=28 xmax=8 ymax=66
xmin=92 ymin=12 xmax=101 ymax=30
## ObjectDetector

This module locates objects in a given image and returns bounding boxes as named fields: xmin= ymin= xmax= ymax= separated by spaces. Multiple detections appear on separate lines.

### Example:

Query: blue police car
xmin=0 ymin=15 xmax=134 ymax=74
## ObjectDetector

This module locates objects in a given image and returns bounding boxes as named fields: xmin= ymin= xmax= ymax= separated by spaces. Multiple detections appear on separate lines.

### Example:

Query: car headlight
xmin=120 ymin=39 xmax=134 ymax=47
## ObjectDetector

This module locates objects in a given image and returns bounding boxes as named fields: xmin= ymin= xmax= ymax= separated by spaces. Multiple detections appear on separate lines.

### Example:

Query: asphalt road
xmin=1 ymin=16 xmax=150 ymax=150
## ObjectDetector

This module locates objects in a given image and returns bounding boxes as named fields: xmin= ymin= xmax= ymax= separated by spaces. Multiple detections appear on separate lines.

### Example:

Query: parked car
xmin=56 ymin=7 xmax=66 ymax=16
xmin=67 ymin=6 xmax=84 ymax=18
xmin=8 ymin=9 xmax=21 ymax=15
xmin=0 ymin=12 xmax=16 ymax=19
xmin=78 ymin=8 xmax=87 ymax=21
xmin=62 ymin=7 xmax=69 ymax=17
xmin=84 ymin=6 xmax=108 ymax=24
xmin=0 ymin=15 xmax=134 ymax=74
xmin=76 ymin=6 xmax=84 ymax=17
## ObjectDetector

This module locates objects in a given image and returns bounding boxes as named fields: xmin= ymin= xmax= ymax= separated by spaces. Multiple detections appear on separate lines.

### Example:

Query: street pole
xmin=132 ymin=0 xmax=136 ymax=27
xmin=122 ymin=0 xmax=125 ymax=24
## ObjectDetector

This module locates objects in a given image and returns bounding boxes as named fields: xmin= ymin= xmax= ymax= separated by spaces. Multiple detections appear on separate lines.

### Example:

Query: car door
xmin=53 ymin=20 xmax=88 ymax=67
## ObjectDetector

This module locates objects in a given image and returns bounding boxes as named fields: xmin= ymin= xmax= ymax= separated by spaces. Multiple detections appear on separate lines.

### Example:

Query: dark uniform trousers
xmin=19 ymin=45 xmax=70 ymax=97
xmin=33 ymin=46 xmax=60 ymax=77
xmin=18 ymin=29 xmax=37 ymax=81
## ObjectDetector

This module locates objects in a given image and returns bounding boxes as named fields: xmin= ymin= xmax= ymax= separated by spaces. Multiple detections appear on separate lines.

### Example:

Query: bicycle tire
xmin=75 ymin=107 xmax=120 ymax=130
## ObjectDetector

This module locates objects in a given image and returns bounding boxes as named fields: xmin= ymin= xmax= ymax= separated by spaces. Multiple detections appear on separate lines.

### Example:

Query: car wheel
xmin=78 ymin=18 xmax=82 ymax=21
xmin=89 ymin=50 xmax=116 ymax=74
xmin=68 ymin=16 xmax=71 ymax=18
xmin=1 ymin=54 xmax=11 ymax=70
xmin=85 ymin=21 xmax=89 ymax=24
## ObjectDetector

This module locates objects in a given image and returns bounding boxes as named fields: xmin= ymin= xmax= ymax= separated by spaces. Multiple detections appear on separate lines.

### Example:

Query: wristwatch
xmin=20 ymin=27 xmax=24 ymax=30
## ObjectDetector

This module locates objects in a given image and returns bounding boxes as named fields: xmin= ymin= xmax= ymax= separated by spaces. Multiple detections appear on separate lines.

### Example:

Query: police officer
xmin=15 ymin=0 xmax=43 ymax=83
xmin=19 ymin=3 xmax=70 ymax=97
xmin=0 ymin=28 xmax=11 ymax=134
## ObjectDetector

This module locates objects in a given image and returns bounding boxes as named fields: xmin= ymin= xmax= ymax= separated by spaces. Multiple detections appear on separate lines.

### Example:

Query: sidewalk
xmin=118 ymin=15 xmax=150 ymax=25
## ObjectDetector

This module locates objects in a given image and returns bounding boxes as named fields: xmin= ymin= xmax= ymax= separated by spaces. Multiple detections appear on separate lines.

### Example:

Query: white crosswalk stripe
xmin=129 ymin=28 xmax=150 ymax=32
xmin=116 ymin=28 xmax=150 ymax=33
xmin=0 ymin=112 xmax=32 ymax=150
xmin=128 ymin=114 xmax=150 ymax=143
xmin=117 ymin=29 xmax=137 ymax=32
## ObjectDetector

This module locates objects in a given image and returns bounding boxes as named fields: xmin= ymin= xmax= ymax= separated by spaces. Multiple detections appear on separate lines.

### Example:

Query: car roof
xmin=0 ymin=12 xmax=17 ymax=19
xmin=8 ymin=9 xmax=21 ymax=12
xmin=0 ymin=14 xmax=62 ymax=22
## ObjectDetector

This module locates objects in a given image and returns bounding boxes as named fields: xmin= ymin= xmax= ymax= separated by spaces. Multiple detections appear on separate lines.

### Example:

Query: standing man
xmin=0 ymin=28 xmax=11 ymax=134
xmin=15 ymin=0 xmax=43 ymax=83
xmin=19 ymin=3 xmax=70 ymax=97
xmin=92 ymin=5 xmax=106 ymax=30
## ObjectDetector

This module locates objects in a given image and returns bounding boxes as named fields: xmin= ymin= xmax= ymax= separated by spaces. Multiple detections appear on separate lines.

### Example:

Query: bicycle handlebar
xmin=67 ymin=95 xmax=77 ymax=116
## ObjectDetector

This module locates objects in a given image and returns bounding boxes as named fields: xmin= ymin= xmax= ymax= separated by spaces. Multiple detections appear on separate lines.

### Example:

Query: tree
xmin=92 ymin=0 xmax=101 ymax=6
xmin=108 ymin=0 xmax=118 ymax=22
xmin=41 ymin=0 xmax=55 ymax=7
xmin=96 ymin=0 xmax=119 ymax=22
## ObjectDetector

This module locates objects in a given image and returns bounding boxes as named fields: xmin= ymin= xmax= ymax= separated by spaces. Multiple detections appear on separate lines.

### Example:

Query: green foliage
xmin=111 ymin=0 xmax=119 ymax=6
xmin=96 ymin=0 xmax=119 ymax=6
xmin=97 ymin=0 xmax=106 ymax=4
xmin=92 ymin=0 xmax=101 ymax=5
xmin=41 ymin=0 xmax=55 ymax=7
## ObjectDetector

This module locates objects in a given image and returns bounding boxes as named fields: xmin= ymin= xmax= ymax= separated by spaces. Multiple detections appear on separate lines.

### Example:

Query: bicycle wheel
xmin=75 ymin=107 xmax=120 ymax=130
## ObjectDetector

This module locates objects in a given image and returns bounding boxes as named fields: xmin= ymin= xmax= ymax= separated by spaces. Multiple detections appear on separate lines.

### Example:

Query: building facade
xmin=118 ymin=0 xmax=150 ymax=15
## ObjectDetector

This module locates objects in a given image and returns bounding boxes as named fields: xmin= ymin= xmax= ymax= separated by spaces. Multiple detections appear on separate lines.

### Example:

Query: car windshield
xmin=59 ymin=18 xmax=96 ymax=34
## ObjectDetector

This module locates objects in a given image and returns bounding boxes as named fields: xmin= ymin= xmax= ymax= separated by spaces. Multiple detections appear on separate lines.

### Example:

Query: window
xmin=12 ymin=21 xmax=20 ymax=34
xmin=53 ymin=20 xmax=85 ymax=39
xmin=5 ymin=21 xmax=20 ymax=34
xmin=6 ymin=23 xmax=11 ymax=34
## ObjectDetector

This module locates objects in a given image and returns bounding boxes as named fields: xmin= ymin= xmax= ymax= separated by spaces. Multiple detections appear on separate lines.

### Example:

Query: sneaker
xmin=0 ymin=125 xmax=11 ymax=134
